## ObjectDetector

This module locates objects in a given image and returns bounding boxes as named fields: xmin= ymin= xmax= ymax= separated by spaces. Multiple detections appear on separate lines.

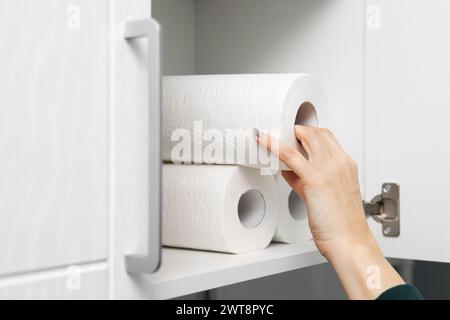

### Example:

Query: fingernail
xmin=252 ymin=128 xmax=260 ymax=138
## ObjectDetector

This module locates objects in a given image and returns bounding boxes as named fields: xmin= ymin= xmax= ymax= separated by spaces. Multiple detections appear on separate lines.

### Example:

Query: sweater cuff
xmin=376 ymin=284 xmax=423 ymax=300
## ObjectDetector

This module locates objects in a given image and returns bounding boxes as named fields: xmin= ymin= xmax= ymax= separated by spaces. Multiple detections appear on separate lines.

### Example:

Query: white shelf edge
xmin=149 ymin=241 xmax=326 ymax=300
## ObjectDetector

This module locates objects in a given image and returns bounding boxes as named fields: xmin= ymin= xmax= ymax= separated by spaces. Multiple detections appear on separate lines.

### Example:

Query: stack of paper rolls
xmin=162 ymin=74 xmax=327 ymax=253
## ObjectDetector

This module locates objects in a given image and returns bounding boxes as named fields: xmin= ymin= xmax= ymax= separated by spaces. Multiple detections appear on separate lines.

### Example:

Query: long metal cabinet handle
xmin=124 ymin=19 xmax=162 ymax=274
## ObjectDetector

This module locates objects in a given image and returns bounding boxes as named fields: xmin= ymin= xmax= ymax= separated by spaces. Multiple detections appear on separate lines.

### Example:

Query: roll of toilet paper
xmin=163 ymin=74 xmax=327 ymax=170
xmin=273 ymin=175 xmax=312 ymax=243
xmin=162 ymin=164 xmax=278 ymax=253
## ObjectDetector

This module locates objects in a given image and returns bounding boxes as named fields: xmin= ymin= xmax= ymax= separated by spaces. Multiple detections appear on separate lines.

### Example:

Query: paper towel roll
xmin=273 ymin=175 xmax=312 ymax=243
xmin=163 ymin=74 xmax=327 ymax=170
xmin=162 ymin=164 xmax=278 ymax=253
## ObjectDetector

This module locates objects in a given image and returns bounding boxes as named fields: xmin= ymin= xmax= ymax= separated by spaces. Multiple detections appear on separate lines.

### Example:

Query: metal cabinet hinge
xmin=363 ymin=183 xmax=400 ymax=237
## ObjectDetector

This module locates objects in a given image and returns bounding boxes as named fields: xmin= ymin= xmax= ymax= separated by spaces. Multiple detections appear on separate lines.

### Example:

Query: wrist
xmin=324 ymin=233 xmax=404 ymax=300
xmin=321 ymin=229 xmax=379 ymax=263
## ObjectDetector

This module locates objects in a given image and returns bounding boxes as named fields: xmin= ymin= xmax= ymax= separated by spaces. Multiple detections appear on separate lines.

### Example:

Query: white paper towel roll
xmin=163 ymin=74 xmax=327 ymax=170
xmin=273 ymin=175 xmax=312 ymax=243
xmin=163 ymin=165 xmax=279 ymax=253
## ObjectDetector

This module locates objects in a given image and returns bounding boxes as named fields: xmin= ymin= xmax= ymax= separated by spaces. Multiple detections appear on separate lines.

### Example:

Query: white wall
xmin=153 ymin=0 xmax=196 ymax=75
xmin=195 ymin=0 xmax=365 ymax=186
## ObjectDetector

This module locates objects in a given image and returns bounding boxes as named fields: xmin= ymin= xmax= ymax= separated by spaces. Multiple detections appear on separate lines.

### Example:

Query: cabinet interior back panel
xmin=0 ymin=0 xmax=108 ymax=275
xmin=153 ymin=0 xmax=196 ymax=75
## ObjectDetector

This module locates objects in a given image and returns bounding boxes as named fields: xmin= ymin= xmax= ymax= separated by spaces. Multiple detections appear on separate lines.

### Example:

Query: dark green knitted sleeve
xmin=376 ymin=284 xmax=423 ymax=300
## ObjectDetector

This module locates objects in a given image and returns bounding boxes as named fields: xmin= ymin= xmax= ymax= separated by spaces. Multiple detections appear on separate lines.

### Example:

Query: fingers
xmin=293 ymin=126 xmax=313 ymax=157
xmin=281 ymin=170 xmax=306 ymax=199
xmin=315 ymin=127 xmax=345 ymax=155
xmin=294 ymin=125 xmax=336 ymax=161
xmin=256 ymin=126 xmax=345 ymax=182
xmin=294 ymin=126 xmax=327 ymax=160
xmin=256 ymin=131 xmax=310 ymax=178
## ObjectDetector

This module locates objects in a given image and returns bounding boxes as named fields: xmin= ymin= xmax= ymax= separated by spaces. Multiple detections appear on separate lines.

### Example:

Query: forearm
xmin=326 ymin=234 xmax=405 ymax=300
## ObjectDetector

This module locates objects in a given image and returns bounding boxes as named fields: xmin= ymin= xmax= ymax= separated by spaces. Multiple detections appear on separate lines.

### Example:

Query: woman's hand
xmin=256 ymin=125 xmax=405 ymax=299
xmin=256 ymin=125 xmax=372 ymax=258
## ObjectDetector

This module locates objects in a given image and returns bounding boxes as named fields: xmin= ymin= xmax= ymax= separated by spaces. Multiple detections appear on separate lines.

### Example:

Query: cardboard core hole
xmin=288 ymin=190 xmax=307 ymax=221
xmin=295 ymin=102 xmax=318 ymax=127
xmin=238 ymin=190 xmax=266 ymax=229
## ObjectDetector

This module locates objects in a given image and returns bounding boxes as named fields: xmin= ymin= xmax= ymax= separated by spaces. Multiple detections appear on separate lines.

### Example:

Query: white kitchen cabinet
xmin=2 ymin=0 xmax=450 ymax=300
xmin=118 ymin=0 xmax=450 ymax=300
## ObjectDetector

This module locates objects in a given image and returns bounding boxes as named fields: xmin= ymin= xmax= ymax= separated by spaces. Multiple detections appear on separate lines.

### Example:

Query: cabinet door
xmin=365 ymin=0 xmax=450 ymax=262
xmin=0 ymin=0 xmax=108 ymax=275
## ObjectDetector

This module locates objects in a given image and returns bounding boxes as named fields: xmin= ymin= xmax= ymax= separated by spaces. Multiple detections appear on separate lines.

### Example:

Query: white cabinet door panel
xmin=366 ymin=0 xmax=450 ymax=262
xmin=0 ymin=264 xmax=107 ymax=300
xmin=0 ymin=0 xmax=108 ymax=274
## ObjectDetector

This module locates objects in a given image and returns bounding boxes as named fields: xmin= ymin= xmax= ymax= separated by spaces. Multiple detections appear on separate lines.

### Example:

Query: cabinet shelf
xmin=149 ymin=241 xmax=325 ymax=300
